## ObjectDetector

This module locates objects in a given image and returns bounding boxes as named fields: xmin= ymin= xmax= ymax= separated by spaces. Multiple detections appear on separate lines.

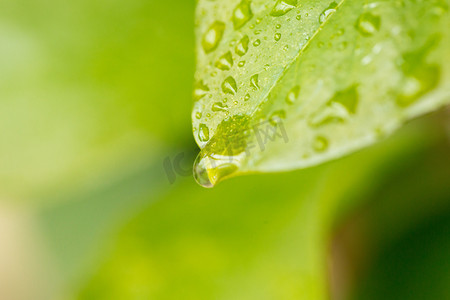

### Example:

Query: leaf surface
xmin=192 ymin=0 xmax=450 ymax=187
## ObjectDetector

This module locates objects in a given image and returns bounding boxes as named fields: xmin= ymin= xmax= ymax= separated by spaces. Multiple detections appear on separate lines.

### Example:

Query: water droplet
xmin=238 ymin=60 xmax=246 ymax=67
xmin=232 ymin=0 xmax=254 ymax=29
xmin=215 ymin=51 xmax=234 ymax=70
xmin=193 ymin=81 xmax=210 ymax=101
xmin=254 ymin=29 xmax=262 ymax=35
xmin=396 ymin=38 xmax=441 ymax=107
xmin=338 ymin=41 xmax=348 ymax=51
xmin=269 ymin=110 xmax=286 ymax=125
xmin=198 ymin=124 xmax=210 ymax=142
xmin=286 ymin=85 xmax=300 ymax=104
xmin=309 ymin=85 xmax=359 ymax=127
xmin=274 ymin=33 xmax=282 ymax=41
xmin=202 ymin=21 xmax=226 ymax=53
xmin=193 ymin=154 xmax=239 ymax=188
xmin=222 ymin=76 xmax=238 ymax=95
xmin=195 ymin=112 xmax=202 ymax=119
xmin=355 ymin=12 xmax=381 ymax=36
xmin=313 ymin=136 xmax=329 ymax=152
xmin=270 ymin=0 xmax=298 ymax=17
xmin=193 ymin=115 xmax=250 ymax=188
xmin=283 ymin=45 xmax=289 ymax=51
xmin=276 ymin=24 xmax=282 ymax=29
xmin=250 ymin=74 xmax=260 ymax=90
xmin=296 ymin=15 xmax=301 ymax=20
xmin=253 ymin=39 xmax=261 ymax=46
xmin=235 ymin=35 xmax=250 ymax=56
xmin=319 ymin=2 xmax=337 ymax=24
xmin=212 ymin=102 xmax=229 ymax=112
xmin=244 ymin=94 xmax=251 ymax=101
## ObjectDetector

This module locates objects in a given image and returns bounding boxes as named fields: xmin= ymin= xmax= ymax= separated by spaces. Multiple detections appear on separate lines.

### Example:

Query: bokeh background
xmin=0 ymin=0 xmax=449 ymax=299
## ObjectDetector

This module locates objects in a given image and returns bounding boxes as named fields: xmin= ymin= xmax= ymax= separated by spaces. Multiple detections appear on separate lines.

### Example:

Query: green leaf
xmin=192 ymin=0 xmax=450 ymax=187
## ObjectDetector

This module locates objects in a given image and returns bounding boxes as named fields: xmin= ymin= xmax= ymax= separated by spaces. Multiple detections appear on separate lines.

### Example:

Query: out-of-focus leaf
xmin=0 ymin=0 xmax=194 ymax=199
xmin=77 ymin=116 xmax=445 ymax=300
xmin=192 ymin=0 xmax=450 ymax=187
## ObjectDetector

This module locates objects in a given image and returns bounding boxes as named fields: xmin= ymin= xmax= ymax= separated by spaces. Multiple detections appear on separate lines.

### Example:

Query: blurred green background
xmin=0 ymin=0 xmax=449 ymax=299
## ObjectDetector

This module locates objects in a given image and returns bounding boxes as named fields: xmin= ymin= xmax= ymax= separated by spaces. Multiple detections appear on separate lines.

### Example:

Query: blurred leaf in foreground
xmin=0 ymin=0 xmax=194 ymax=200
xmin=192 ymin=0 xmax=450 ymax=187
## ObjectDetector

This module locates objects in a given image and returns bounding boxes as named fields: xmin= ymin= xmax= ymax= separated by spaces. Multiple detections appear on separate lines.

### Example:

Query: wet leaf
xmin=192 ymin=0 xmax=450 ymax=187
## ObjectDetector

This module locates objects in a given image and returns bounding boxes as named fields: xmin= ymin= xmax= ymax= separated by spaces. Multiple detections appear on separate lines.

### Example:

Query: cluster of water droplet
xmin=192 ymin=0 xmax=447 ymax=187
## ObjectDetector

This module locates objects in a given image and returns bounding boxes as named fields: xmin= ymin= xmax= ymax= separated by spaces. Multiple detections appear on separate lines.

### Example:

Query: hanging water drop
xmin=193 ymin=154 xmax=239 ymax=188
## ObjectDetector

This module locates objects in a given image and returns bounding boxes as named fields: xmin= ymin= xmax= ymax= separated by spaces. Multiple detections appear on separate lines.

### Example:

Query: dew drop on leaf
xmin=319 ymin=2 xmax=337 ymax=24
xmin=269 ymin=110 xmax=286 ymax=125
xmin=396 ymin=38 xmax=441 ymax=107
xmin=222 ymin=76 xmax=238 ymax=95
xmin=232 ymin=0 xmax=254 ymax=30
xmin=270 ymin=0 xmax=298 ymax=17
xmin=355 ymin=12 xmax=381 ymax=36
xmin=250 ymin=74 xmax=260 ymax=90
xmin=212 ymin=102 xmax=229 ymax=112
xmin=193 ymin=81 xmax=210 ymax=101
xmin=198 ymin=124 xmax=210 ymax=142
xmin=235 ymin=35 xmax=250 ymax=56
xmin=313 ymin=136 xmax=329 ymax=152
xmin=215 ymin=51 xmax=234 ymax=70
xmin=309 ymin=85 xmax=359 ymax=127
xmin=286 ymin=85 xmax=300 ymax=104
xmin=202 ymin=21 xmax=226 ymax=53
